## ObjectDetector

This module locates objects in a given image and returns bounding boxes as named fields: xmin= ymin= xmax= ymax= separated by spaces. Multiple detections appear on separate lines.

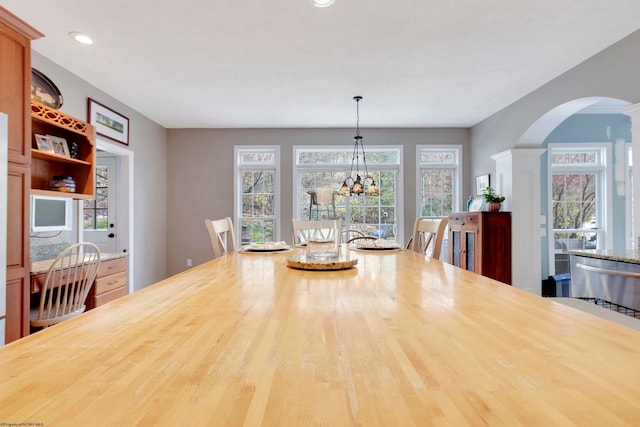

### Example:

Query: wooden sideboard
xmin=447 ymin=211 xmax=512 ymax=284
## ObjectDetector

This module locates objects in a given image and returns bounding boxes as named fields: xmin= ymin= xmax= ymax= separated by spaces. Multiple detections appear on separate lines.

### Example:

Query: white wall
xmin=166 ymin=128 xmax=470 ymax=276
xmin=32 ymin=53 xmax=169 ymax=291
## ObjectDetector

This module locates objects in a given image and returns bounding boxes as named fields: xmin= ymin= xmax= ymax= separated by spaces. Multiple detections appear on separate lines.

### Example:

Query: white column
xmin=623 ymin=103 xmax=640 ymax=248
xmin=491 ymin=149 xmax=546 ymax=295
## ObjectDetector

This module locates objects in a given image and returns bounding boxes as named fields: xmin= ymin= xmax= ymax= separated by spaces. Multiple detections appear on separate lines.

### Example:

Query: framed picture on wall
xmin=88 ymin=98 xmax=130 ymax=145
xmin=475 ymin=174 xmax=490 ymax=196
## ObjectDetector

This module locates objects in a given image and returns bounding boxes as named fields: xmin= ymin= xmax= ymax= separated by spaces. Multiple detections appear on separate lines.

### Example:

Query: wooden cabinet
xmin=448 ymin=211 xmax=512 ymax=285
xmin=86 ymin=256 xmax=128 ymax=310
xmin=31 ymin=255 xmax=128 ymax=313
xmin=30 ymin=101 xmax=96 ymax=199
xmin=1 ymin=8 xmax=42 ymax=344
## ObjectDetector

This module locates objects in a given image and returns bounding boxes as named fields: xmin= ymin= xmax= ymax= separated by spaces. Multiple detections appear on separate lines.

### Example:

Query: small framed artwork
xmin=475 ymin=174 xmax=490 ymax=196
xmin=88 ymin=98 xmax=129 ymax=146
xmin=49 ymin=135 xmax=70 ymax=157
xmin=34 ymin=134 xmax=53 ymax=152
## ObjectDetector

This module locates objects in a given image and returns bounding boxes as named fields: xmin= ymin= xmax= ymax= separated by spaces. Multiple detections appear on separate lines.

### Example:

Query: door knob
xmin=108 ymin=233 xmax=115 ymax=238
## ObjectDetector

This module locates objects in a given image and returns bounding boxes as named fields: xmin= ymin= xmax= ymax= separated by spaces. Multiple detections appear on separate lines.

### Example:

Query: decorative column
xmin=491 ymin=149 xmax=546 ymax=295
xmin=623 ymin=103 xmax=640 ymax=248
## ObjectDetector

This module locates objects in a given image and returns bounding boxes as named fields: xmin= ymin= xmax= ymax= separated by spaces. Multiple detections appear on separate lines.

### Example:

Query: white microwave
xmin=31 ymin=195 xmax=73 ymax=232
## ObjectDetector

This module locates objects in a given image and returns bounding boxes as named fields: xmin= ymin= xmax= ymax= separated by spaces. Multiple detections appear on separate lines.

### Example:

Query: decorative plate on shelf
xmin=31 ymin=69 xmax=63 ymax=109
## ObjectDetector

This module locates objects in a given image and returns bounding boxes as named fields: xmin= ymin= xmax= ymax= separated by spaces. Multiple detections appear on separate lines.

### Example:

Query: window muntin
xmin=548 ymin=143 xmax=610 ymax=274
xmin=417 ymin=146 xmax=461 ymax=218
xmin=84 ymin=165 xmax=108 ymax=230
xmin=235 ymin=147 xmax=280 ymax=244
xmin=294 ymin=146 xmax=402 ymax=240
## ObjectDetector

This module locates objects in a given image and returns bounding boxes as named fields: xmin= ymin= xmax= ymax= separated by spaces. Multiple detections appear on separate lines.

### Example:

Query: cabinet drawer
xmin=449 ymin=213 xmax=478 ymax=226
xmin=94 ymin=272 xmax=127 ymax=295
xmin=97 ymin=257 xmax=127 ymax=278
xmin=93 ymin=286 xmax=127 ymax=307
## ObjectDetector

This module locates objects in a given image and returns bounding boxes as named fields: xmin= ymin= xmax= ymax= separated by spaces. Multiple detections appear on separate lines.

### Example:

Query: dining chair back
xmin=205 ymin=217 xmax=237 ymax=258
xmin=30 ymin=242 xmax=101 ymax=329
xmin=341 ymin=229 xmax=366 ymax=243
xmin=408 ymin=217 xmax=449 ymax=259
xmin=292 ymin=219 xmax=343 ymax=246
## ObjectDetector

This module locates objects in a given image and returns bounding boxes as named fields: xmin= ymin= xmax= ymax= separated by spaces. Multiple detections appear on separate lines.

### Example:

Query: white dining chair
xmin=205 ymin=217 xmax=237 ymax=258
xmin=407 ymin=217 xmax=449 ymax=260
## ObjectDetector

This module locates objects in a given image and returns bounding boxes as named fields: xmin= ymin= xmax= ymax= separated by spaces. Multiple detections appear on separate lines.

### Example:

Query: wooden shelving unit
xmin=30 ymin=101 xmax=96 ymax=199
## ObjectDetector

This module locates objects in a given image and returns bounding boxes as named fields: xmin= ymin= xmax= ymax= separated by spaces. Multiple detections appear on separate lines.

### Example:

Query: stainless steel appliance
xmin=571 ymin=254 xmax=640 ymax=311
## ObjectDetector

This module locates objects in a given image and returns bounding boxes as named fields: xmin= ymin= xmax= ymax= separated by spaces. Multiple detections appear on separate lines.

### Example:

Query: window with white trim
xmin=234 ymin=146 xmax=280 ymax=244
xmin=416 ymin=145 xmax=462 ymax=218
xmin=294 ymin=146 xmax=403 ymax=240
xmin=548 ymin=143 xmax=611 ymax=274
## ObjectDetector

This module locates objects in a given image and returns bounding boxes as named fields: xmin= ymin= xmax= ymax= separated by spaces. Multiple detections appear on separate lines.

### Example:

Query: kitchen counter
xmin=569 ymin=248 xmax=640 ymax=264
xmin=570 ymin=250 xmax=640 ymax=311
xmin=30 ymin=251 xmax=128 ymax=275
xmin=3 ymin=248 xmax=640 ymax=424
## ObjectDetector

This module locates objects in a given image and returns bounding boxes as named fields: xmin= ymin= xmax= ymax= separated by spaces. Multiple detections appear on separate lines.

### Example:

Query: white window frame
xmin=547 ymin=142 xmax=612 ymax=275
xmin=234 ymin=146 xmax=281 ymax=243
xmin=415 ymin=145 xmax=462 ymax=219
xmin=293 ymin=145 xmax=404 ymax=241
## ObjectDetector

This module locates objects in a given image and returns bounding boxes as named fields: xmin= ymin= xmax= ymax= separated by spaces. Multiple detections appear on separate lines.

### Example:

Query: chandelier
xmin=339 ymin=96 xmax=380 ymax=197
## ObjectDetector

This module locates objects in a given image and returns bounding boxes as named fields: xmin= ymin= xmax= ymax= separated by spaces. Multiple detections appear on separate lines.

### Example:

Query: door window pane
xmin=84 ymin=165 xmax=108 ymax=230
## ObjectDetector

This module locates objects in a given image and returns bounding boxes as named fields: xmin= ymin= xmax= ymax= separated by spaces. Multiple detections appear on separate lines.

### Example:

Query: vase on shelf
xmin=488 ymin=202 xmax=502 ymax=212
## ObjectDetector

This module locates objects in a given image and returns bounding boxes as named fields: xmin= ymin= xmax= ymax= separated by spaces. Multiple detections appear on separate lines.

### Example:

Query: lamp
xmin=339 ymin=96 xmax=380 ymax=197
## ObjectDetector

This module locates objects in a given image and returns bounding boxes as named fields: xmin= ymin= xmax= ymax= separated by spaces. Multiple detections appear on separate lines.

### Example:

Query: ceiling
xmin=4 ymin=0 xmax=640 ymax=129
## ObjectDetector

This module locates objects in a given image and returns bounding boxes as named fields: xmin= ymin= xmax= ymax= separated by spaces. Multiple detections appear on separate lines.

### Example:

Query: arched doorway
xmin=501 ymin=96 xmax=632 ymax=294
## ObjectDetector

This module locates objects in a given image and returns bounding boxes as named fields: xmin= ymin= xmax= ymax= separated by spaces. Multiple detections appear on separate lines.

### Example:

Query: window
xmin=84 ymin=164 xmax=109 ymax=230
xmin=234 ymin=147 xmax=280 ymax=244
xmin=416 ymin=145 xmax=462 ymax=218
xmin=294 ymin=146 xmax=403 ymax=240
xmin=548 ymin=143 xmax=611 ymax=274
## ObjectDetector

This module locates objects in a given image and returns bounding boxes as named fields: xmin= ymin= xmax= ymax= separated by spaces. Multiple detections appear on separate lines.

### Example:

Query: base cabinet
xmin=86 ymin=256 xmax=128 ymax=310
xmin=448 ymin=211 xmax=512 ymax=285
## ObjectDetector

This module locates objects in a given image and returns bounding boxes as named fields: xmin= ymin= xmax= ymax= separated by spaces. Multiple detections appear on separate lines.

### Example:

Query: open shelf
xmin=30 ymin=188 xmax=95 ymax=201
xmin=30 ymin=101 xmax=96 ymax=199
xmin=31 ymin=148 xmax=91 ymax=165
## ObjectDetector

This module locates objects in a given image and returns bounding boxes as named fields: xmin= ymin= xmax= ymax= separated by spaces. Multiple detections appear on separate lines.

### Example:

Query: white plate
xmin=245 ymin=247 xmax=290 ymax=252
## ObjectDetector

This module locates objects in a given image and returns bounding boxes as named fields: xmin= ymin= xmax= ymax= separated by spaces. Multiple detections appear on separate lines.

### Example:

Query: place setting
xmin=238 ymin=241 xmax=292 ymax=254
xmin=348 ymin=238 xmax=403 ymax=252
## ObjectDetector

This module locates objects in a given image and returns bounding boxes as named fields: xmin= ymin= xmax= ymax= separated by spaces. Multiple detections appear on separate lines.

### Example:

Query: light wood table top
xmin=2 ymin=247 xmax=640 ymax=426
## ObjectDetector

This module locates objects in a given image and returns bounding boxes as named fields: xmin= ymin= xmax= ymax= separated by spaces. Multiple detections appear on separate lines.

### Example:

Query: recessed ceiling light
xmin=69 ymin=32 xmax=94 ymax=45
xmin=313 ymin=0 xmax=335 ymax=7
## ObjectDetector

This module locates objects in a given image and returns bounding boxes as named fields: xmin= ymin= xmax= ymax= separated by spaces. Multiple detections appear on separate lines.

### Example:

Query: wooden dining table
xmin=2 ymin=246 xmax=640 ymax=426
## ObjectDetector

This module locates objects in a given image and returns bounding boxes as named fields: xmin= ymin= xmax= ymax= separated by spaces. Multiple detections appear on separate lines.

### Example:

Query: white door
xmin=83 ymin=155 xmax=118 ymax=253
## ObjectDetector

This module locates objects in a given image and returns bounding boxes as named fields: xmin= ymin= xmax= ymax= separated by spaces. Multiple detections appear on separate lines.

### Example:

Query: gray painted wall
xmin=166 ymin=128 xmax=469 ymax=276
xmin=472 ymin=29 xmax=640 ymax=175
xmin=471 ymin=29 xmax=640 ymax=285
xmin=32 ymin=52 xmax=168 ymax=291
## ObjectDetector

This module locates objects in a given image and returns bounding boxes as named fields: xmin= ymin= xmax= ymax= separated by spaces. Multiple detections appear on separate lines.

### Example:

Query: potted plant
xmin=482 ymin=187 xmax=505 ymax=212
